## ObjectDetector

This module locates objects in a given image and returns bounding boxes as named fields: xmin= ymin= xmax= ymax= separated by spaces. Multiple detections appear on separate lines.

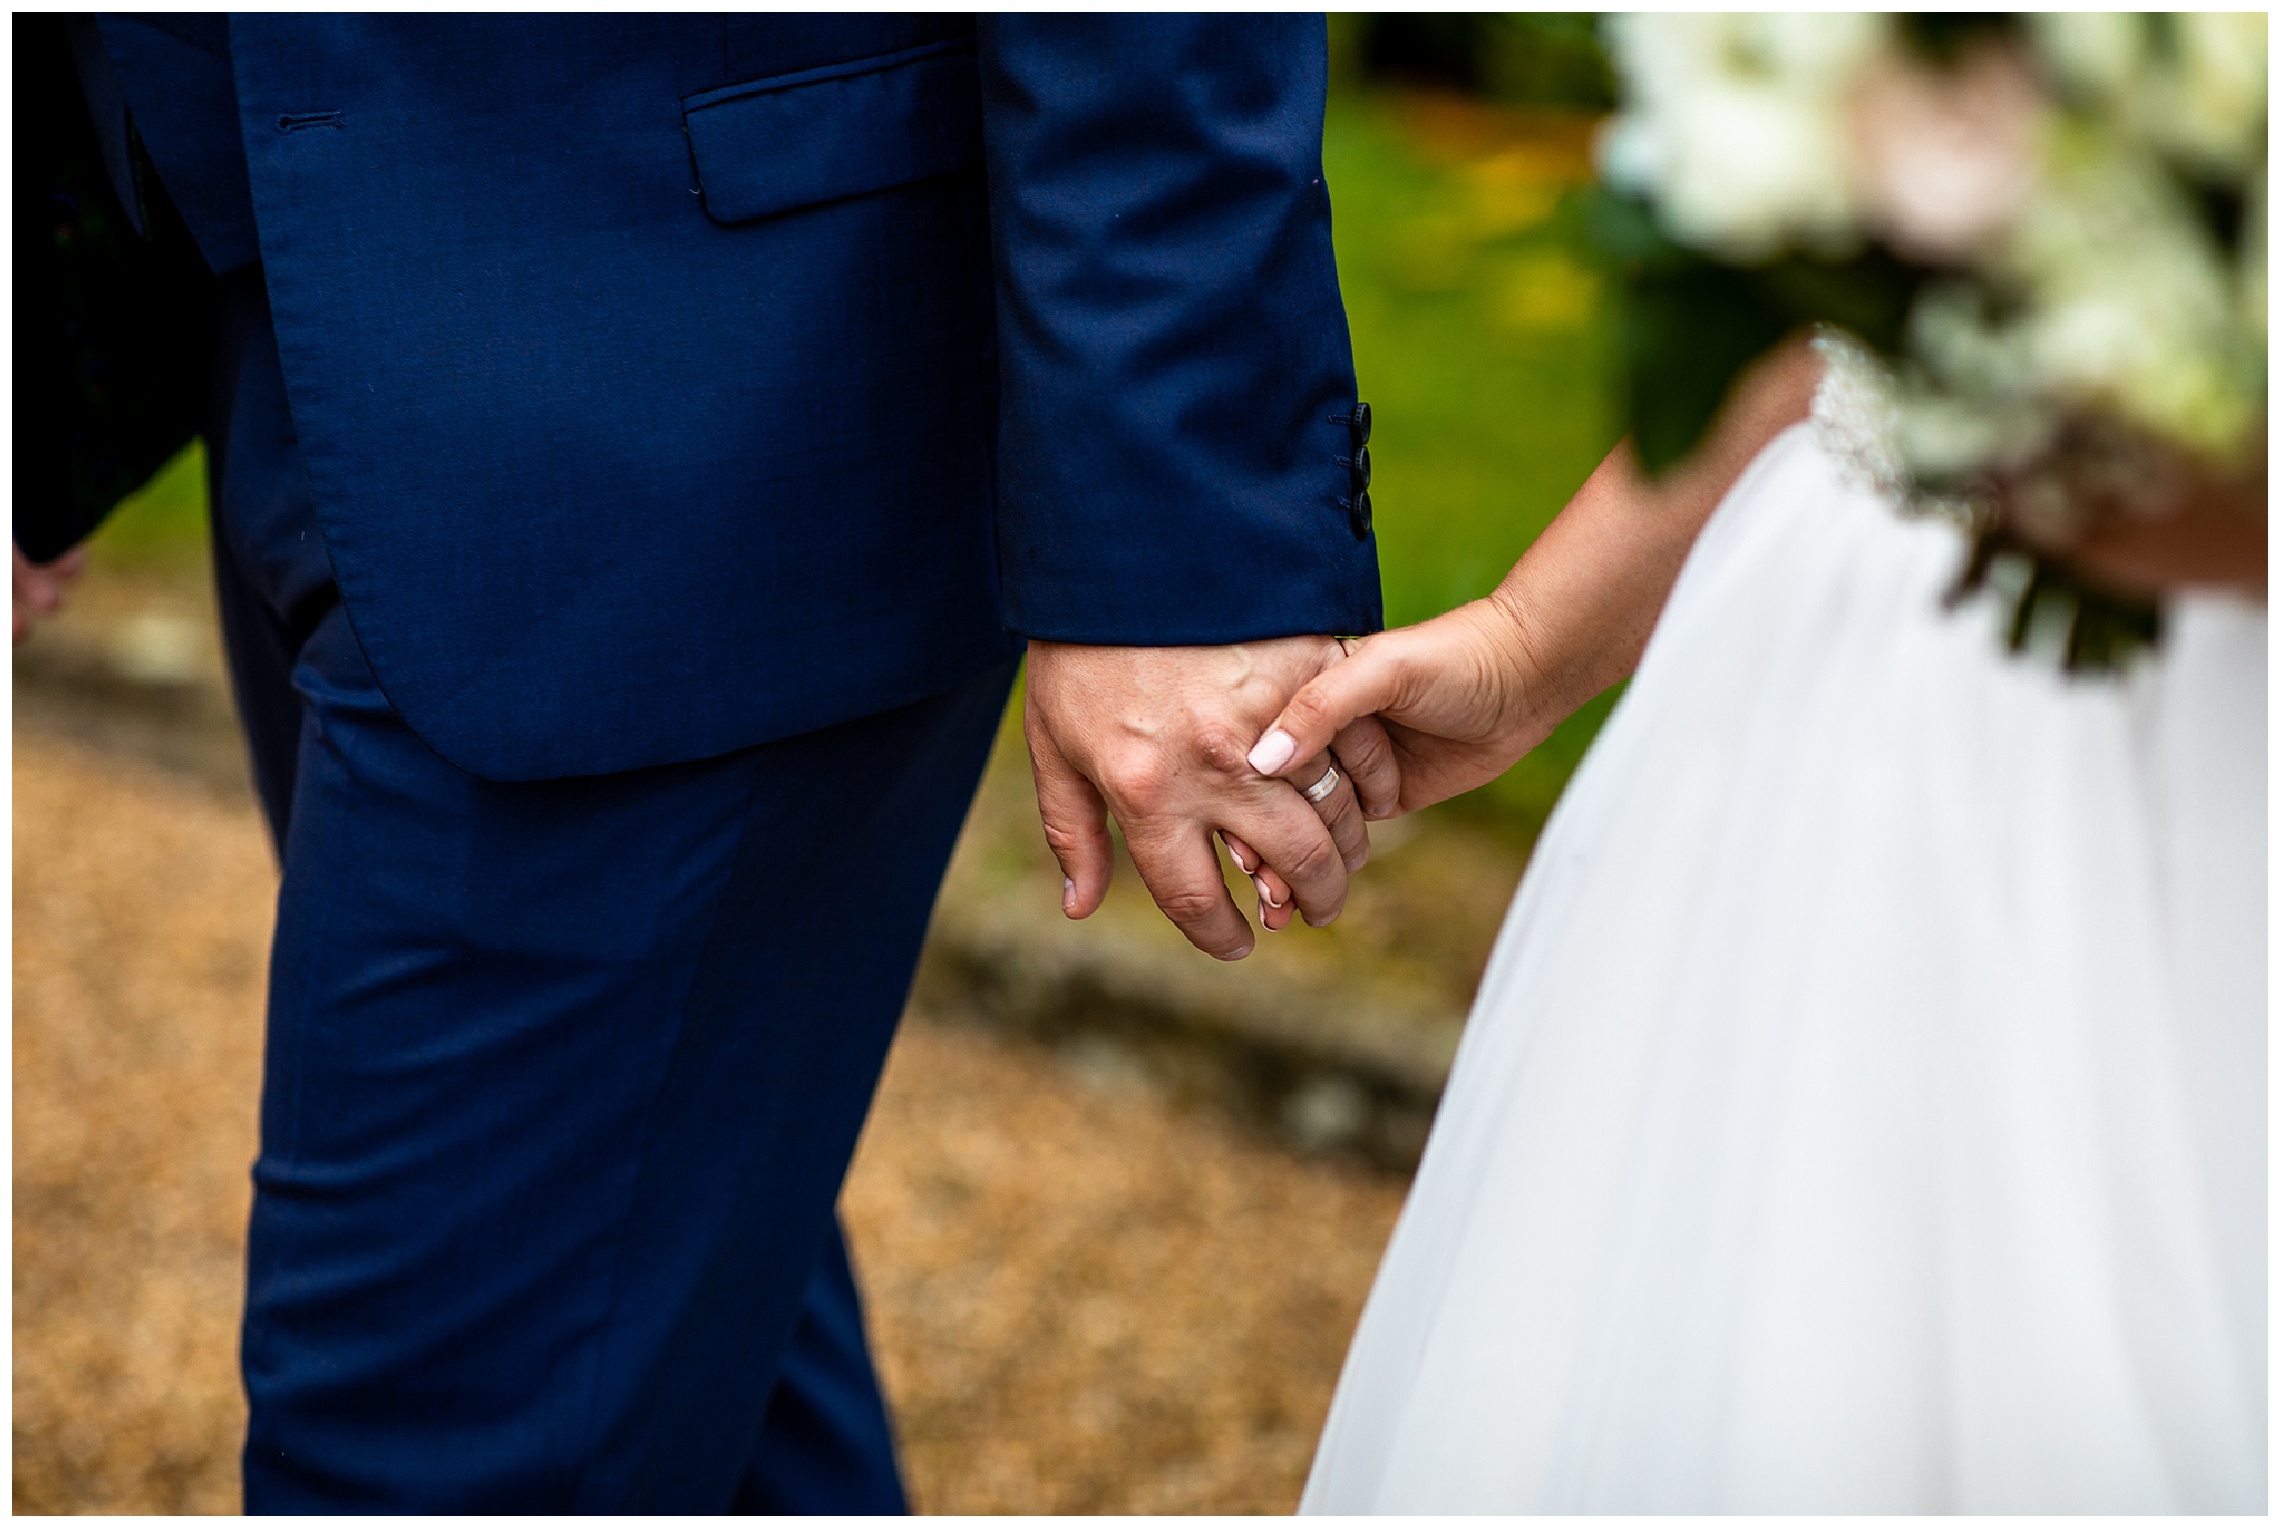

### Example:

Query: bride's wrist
xmin=1475 ymin=588 xmax=1564 ymax=753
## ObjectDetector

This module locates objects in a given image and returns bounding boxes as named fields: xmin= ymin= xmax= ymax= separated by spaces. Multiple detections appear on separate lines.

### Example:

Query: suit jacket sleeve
xmin=978 ymin=15 xmax=1383 ymax=644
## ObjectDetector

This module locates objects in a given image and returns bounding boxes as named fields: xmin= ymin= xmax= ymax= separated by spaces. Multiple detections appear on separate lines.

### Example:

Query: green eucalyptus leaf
xmin=1584 ymin=187 xmax=1684 ymax=270
xmin=1623 ymin=261 xmax=1792 ymax=474
xmin=1755 ymin=249 xmax=1925 ymax=356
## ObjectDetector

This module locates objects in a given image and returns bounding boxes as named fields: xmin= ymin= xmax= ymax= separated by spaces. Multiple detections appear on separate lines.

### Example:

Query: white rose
xmin=2029 ymin=13 xmax=2268 ymax=177
xmin=2136 ymin=13 xmax=2267 ymax=176
xmin=1651 ymin=83 xmax=1860 ymax=260
xmin=2029 ymin=13 xmax=2142 ymax=101
xmin=1600 ymin=13 xmax=1889 ymax=260
xmin=2001 ymin=130 xmax=2252 ymax=453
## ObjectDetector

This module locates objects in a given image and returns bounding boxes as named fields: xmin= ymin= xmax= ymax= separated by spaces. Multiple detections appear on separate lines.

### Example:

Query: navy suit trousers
xmin=207 ymin=269 xmax=1013 ymax=1510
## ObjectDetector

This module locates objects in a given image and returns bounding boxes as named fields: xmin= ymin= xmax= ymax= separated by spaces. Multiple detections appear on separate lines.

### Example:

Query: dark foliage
xmin=1946 ymin=519 xmax=2164 ymax=674
xmin=1589 ymin=188 xmax=1929 ymax=474
xmin=16 ymin=15 xmax=219 ymax=563
xmin=1357 ymin=14 xmax=1617 ymax=112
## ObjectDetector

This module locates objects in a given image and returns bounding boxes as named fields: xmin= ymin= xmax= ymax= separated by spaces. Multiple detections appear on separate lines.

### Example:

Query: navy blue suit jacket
xmin=93 ymin=14 xmax=1382 ymax=780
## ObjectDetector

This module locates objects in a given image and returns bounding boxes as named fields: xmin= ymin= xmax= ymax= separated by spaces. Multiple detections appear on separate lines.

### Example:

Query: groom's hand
xmin=1024 ymin=638 xmax=1373 ymax=960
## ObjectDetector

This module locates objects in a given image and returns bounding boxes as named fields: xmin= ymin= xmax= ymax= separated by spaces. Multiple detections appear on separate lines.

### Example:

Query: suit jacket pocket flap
xmin=683 ymin=38 xmax=980 ymax=225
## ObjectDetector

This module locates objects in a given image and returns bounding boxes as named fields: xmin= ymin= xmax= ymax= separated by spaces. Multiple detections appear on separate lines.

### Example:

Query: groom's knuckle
xmin=1102 ymin=754 xmax=1172 ymax=812
xmin=1156 ymin=882 xmax=1224 ymax=925
xmin=1191 ymin=724 xmax=1248 ymax=777
xmin=1094 ymin=748 xmax=1167 ymax=807
xmin=1345 ymin=728 xmax=1393 ymax=775
xmin=1285 ymin=833 xmax=1341 ymax=884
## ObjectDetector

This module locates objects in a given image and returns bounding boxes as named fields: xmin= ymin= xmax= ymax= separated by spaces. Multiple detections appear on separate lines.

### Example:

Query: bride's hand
xmin=1244 ymin=597 xmax=1544 ymax=819
xmin=1244 ymin=335 xmax=1827 ymax=821
xmin=1994 ymin=431 xmax=2268 ymax=600
xmin=1246 ymin=339 xmax=1828 ymax=819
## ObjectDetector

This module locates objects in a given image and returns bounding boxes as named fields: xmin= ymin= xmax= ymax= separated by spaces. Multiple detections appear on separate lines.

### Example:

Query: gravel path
xmin=13 ymin=723 xmax=1406 ymax=1514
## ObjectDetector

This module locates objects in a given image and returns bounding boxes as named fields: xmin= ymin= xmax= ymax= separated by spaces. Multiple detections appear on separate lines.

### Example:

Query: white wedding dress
xmin=1303 ymin=392 xmax=2267 ymax=1512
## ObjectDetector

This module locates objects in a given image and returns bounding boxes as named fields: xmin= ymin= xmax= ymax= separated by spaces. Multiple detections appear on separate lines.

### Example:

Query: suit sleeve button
xmin=1349 ymin=488 xmax=1373 ymax=540
xmin=1350 ymin=400 xmax=1371 ymax=446
xmin=1351 ymin=444 xmax=1371 ymax=492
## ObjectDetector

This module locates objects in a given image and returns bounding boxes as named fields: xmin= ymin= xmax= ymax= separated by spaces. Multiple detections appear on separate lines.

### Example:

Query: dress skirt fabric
xmin=1303 ymin=424 xmax=2266 ymax=1513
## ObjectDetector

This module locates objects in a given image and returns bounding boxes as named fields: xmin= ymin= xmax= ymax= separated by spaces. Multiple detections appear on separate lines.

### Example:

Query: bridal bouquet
xmin=1592 ymin=14 xmax=2267 ymax=666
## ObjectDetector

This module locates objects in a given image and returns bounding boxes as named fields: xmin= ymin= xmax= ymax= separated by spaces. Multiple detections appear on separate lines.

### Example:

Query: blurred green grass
xmin=79 ymin=90 xmax=1628 ymax=841
xmin=83 ymin=438 xmax=209 ymax=573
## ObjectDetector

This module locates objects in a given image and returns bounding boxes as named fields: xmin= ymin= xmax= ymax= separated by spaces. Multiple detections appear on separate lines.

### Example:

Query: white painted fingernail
xmin=1253 ymin=874 xmax=1283 ymax=909
xmin=1248 ymin=729 xmax=1297 ymax=775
